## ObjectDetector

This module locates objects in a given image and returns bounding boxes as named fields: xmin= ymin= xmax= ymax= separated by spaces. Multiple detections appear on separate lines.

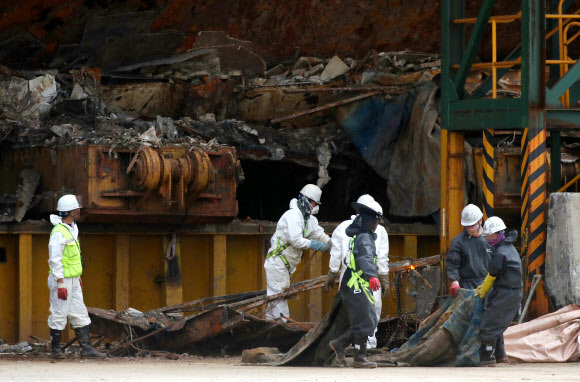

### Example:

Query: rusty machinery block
xmin=474 ymin=147 xmax=580 ymax=211
xmin=2 ymin=145 xmax=240 ymax=224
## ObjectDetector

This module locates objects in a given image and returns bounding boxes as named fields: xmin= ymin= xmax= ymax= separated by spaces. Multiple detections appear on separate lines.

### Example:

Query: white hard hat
xmin=352 ymin=200 xmax=388 ymax=224
xmin=461 ymin=204 xmax=483 ymax=226
xmin=366 ymin=200 xmax=383 ymax=215
xmin=357 ymin=194 xmax=375 ymax=206
xmin=299 ymin=184 xmax=322 ymax=204
xmin=482 ymin=216 xmax=507 ymax=236
xmin=57 ymin=194 xmax=81 ymax=212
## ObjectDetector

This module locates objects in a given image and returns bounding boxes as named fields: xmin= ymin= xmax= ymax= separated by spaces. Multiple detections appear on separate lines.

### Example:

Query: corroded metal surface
xmin=0 ymin=145 xmax=238 ymax=223
xmin=0 ymin=1 xmax=522 ymax=65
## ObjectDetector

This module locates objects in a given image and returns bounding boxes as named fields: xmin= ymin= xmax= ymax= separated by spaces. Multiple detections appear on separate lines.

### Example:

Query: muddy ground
xmin=0 ymin=356 xmax=579 ymax=382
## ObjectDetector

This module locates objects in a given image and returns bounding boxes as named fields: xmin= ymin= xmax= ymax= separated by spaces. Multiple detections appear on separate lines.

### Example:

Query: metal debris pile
xmin=87 ymin=277 xmax=325 ymax=358
xmin=81 ymin=255 xmax=442 ymax=359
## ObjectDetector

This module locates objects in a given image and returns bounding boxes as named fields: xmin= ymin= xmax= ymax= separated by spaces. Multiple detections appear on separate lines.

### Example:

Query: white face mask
xmin=310 ymin=205 xmax=319 ymax=215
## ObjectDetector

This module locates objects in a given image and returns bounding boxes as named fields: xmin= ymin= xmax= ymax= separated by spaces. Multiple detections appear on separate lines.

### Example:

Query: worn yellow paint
xmin=448 ymin=132 xmax=465 ymax=244
xmin=81 ymin=235 xmax=115 ymax=313
xmin=1 ymin=229 xmax=441 ymax=341
xmin=212 ymin=235 xmax=227 ymax=296
xmin=18 ymin=234 xmax=32 ymax=342
xmin=307 ymin=250 xmax=323 ymax=322
xmin=440 ymin=129 xmax=449 ymax=254
xmin=129 ymin=235 xmax=164 ymax=312
xmin=180 ymin=235 xmax=211 ymax=301
xmin=162 ymin=235 xmax=183 ymax=307
xmin=260 ymin=236 xmax=268 ymax=291
xmin=0 ymin=235 xmax=18 ymax=343
xmin=115 ymin=235 xmax=130 ymax=311
xmin=226 ymin=235 xmax=262 ymax=294
xmin=31 ymin=235 xmax=51 ymax=341
xmin=403 ymin=235 xmax=418 ymax=260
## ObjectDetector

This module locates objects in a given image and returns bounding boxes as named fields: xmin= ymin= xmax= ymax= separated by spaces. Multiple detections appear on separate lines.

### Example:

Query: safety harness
xmin=266 ymin=221 xmax=309 ymax=270
xmin=345 ymin=235 xmax=376 ymax=304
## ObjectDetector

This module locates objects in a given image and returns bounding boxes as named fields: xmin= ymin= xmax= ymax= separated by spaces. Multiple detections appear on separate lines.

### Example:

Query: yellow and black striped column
xmin=524 ymin=122 xmax=549 ymax=317
xmin=520 ymin=128 xmax=529 ymax=256
xmin=482 ymin=129 xmax=495 ymax=219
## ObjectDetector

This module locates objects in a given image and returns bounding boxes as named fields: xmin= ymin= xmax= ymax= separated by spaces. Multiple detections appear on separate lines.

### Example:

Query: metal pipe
xmin=456 ymin=13 xmax=580 ymax=24
xmin=558 ymin=0 xmax=569 ymax=107
xmin=270 ymin=91 xmax=380 ymax=125
xmin=453 ymin=59 xmax=575 ymax=70
xmin=555 ymin=171 xmax=580 ymax=193
xmin=518 ymin=275 xmax=543 ymax=324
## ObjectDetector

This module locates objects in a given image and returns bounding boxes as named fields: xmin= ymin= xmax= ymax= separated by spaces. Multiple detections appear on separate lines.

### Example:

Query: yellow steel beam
xmin=440 ymin=131 xmax=464 ymax=294
xmin=163 ymin=235 xmax=183 ymax=307
xmin=212 ymin=235 xmax=227 ymax=296
xmin=454 ymin=12 xmax=580 ymax=24
xmin=308 ymin=250 xmax=323 ymax=322
xmin=18 ymin=234 xmax=32 ymax=342
xmin=440 ymin=129 xmax=449 ymax=255
xmin=403 ymin=235 xmax=418 ymax=260
xmin=448 ymin=132 xmax=466 ymax=242
xmin=114 ymin=234 xmax=130 ymax=311
xmin=453 ymin=59 xmax=575 ymax=70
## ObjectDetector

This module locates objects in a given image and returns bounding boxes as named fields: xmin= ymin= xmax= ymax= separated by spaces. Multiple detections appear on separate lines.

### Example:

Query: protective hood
xmin=289 ymin=198 xmax=298 ymax=210
xmin=345 ymin=216 xmax=377 ymax=240
xmin=50 ymin=214 xmax=63 ymax=226
xmin=500 ymin=230 xmax=518 ymax=245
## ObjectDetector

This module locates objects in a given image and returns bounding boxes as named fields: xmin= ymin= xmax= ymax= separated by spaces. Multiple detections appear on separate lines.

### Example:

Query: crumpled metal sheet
xmin=88 ymin=305 xmax=307 ymax=355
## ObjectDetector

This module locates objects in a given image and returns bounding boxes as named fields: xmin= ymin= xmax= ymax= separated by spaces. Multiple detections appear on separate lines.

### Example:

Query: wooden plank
xmin=115 ymin=234 xmax=130 ymax=311
xmin=163 ymin=235 xmax=183 ymax=307
xmin=18 ymin=234 xmax=32 ymax=342
xmin=212 ymin=235 xmax=227 ymax=296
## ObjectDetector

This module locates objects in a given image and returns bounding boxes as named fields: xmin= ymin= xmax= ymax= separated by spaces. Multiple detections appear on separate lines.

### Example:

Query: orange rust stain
xmin=151 ymin=0 xmax=191 ymax=32
xmin=52 ymin=5 xmax=76 ymax=20
xmin=44 ymin=42 xmax=58 ymax=53
xmin=27 ymin=25 xmax=47 ymax=39
xmin=174 ymin=34 xmax=196 ymax=54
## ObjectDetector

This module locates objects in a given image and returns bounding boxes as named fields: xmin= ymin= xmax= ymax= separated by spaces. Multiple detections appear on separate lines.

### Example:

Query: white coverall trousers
xmin=264 ymin=256 xmax=292 ymax=321
xmin=368 ymin=288 xmax=382 ymax=348
xmin=47 ymin=275 xmax=91 ymax=330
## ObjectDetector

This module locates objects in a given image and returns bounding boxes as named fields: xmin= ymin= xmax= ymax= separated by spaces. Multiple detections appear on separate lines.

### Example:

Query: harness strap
xmin=347 ymin=235 xmax=376 ymax=304
xmin=266 ymin=237 xmax=291 ymax=269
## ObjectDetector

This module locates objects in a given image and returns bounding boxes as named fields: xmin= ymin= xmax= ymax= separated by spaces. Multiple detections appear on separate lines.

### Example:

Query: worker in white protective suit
xmin=264 ymin=184 xmax=331 ymax=322
xmin=323 ymin=195 xmax=389 ymax=348
xmin=48 ymin=195 xmax=104 ymax=359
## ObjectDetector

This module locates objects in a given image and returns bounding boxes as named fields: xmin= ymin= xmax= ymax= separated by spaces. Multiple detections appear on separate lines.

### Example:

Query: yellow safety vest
xmin=50 ymin=224 xmax=83 ymax=278
xmin=346 ymin=235 xmax=376 ymax=304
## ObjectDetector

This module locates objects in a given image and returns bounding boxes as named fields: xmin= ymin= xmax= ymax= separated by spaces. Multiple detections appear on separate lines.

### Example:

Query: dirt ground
xmin=0 ymin=356 xmax=579 ymax=382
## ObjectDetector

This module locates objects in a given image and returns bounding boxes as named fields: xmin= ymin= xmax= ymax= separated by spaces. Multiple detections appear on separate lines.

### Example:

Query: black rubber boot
xmin=480 ymin=342 xmax=496 ymax=366
xmin=353 ymin=336 xmax=376 ymax=369
xmin=50 ymin=329 xmax=65 ymax=359
xmin=495 ymin=335 xmax=508 ymax=363
xmin=329 ymin=329 xmax=352 ymax=366
xmin=75 ymin=326 xmax=105 ymax=358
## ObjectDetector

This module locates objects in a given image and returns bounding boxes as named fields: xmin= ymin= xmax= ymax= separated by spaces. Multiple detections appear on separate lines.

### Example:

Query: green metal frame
xmin=441 ymin=0 xmax=580 ymax=132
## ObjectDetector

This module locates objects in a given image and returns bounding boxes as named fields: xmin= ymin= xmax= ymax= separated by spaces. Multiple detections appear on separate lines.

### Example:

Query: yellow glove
xmin=474 ymin=274 xmax=496 ymax=298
